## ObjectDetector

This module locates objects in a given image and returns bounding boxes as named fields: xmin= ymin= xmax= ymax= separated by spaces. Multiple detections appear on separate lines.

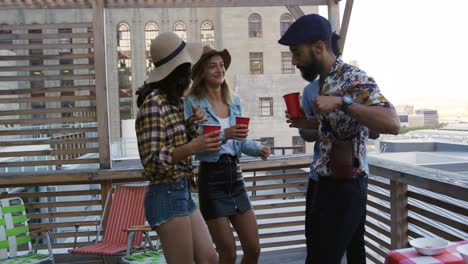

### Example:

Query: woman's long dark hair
xmin=136 ymin=63 xmax=192 ymax=107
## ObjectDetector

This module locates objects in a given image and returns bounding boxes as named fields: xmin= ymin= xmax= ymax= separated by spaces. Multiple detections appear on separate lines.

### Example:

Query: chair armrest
xmin=123 ymin=225 xmax=152 ymax=233
xmin=29 ymin=228 xmax=54 ymax=257
xmin=72 ymin=221 xmax=101 ymax=248
xmin=29 ymin=227 xmax=51 ymax=235
xmin=124 ymin=225 xmax=157 ymax=256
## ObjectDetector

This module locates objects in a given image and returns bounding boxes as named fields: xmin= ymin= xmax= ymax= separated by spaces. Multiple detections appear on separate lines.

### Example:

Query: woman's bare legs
xmin=155 ymin=216 xmax=193 ymax=264
xmin=207 ymin=217 xmax=237 ymax=264
xmin=156 ymin=210 xmax=218 ymax=264
xmin=230 ymin=209 xmax=260 ymax=264
xmin=191 ymin=209 xmax=219 ymax=264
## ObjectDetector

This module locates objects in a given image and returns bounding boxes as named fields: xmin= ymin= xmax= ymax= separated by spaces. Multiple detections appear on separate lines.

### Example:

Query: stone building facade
xmin=0 ymin=6 xmax=319 ymax=157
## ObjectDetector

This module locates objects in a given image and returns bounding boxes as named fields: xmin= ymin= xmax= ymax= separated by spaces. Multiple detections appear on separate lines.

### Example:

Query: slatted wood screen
xmin=0 ymin=156 xmax=466 ymax=262
xmin=246 ymin=170 xmax=308 ymax=250
xmin=0 ymin=22 xmax=99 ymax=171
xmin=0 ymin=185 xmax=103 ymax=250
xmin=366 ymin=177 xmax=392 ymax=263
xmin=365 ymin=176 xmax=468 ymax=263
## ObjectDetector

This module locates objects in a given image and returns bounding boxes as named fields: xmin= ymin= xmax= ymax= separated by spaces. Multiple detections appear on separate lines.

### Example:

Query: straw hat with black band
xmin=146 ymin=32 xmax=203 ymax=84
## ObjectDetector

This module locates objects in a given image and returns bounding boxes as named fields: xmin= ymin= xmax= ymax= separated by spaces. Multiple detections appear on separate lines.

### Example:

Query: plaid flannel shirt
xmin=135 ymin=90 xmax=196 ymax=184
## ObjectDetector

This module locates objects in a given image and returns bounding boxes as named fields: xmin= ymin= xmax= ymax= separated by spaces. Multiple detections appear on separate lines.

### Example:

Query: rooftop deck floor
xmin=56 ymin=247 xmax=308 ymax=264
xmin=55 ymin=247 xmax=352 ymax=264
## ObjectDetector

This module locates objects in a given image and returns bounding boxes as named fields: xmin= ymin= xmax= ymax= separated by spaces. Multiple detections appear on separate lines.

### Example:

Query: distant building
xmin=398 ymin=114 xmax=408 ymax=123
xmin=415 ymin=109 xmax=439 ymax=126
xmin=408 ymin=114 xmax=425 ymax=127
xmin=0 ymin=50 xmax=19 ymax=141
xmin=398 ymin=114 xmax=408 ymax=128
xmin=407 ymin=109 xmax=439 ymax=127
xmin=0 ymin=6 xmax=319 ymax=157
xmin=396 ymin=104 xmax=414 ymax=115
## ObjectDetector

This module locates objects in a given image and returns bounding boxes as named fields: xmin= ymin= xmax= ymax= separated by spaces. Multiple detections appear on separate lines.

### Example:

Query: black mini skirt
xmin=197 ymin=154 xmax=252 ymax=221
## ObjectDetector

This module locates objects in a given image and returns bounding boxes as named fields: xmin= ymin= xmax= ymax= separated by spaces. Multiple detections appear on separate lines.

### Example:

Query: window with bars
xmin=280 ymin=13 xmax=294 ymax=37
xmin=259 ymin=97 xmax=273 ymax=116
xmin=58 ymin=28 xmax=72 ymax=53
xmin=292 ymin=136 xmax=306 ymax=154
xmin=173 ymin=22 xmax=187 ymax=42
xmin=248 ymin=14 xmax=262 ymax=37
xmin=30 ymin=89 xmax=45 ymax=120
xmin=117 ymin=23 xmax=132 ymax=69
xmin=59 ymin=28 xmax=73 ymax=77
xmin=117 ymin=23 xmax=133 ymax=121
xmin=29 ymin=28 xmax=43 ymax=70
xmin=28 ymin=28 xmax=45 ymax=119
xmin=60 ymin=57 xmax=74 ymax=114
xmin=0 ymin=24 xmax=12 ymax=45
xmin=88 ymin=27 xmax=95 ymax=78
xmin=145 ymin=22 xmax=159 ymax=75
xmin=118 ymin=23 xmax=131 ymax=50
xmin=201 ymin=21 xmax=215 ymax=47
xmin=281 ymin=52 xmax=295 ymax=74
xmin=249 ymin=52 xmax=263 ymax=74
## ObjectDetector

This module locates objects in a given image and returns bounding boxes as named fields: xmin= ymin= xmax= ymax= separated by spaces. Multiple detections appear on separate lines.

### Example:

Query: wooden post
xmin=390 ymin=180 xmax=408 ymax=249
xmin=327 ymin=0 xmax=341 ymax=33
xmin=286 ymin=6 xmax=305 ymax=20
xmin=339 ymin=0 xmax=354 ymax=53
xmin=92 ymin=0 xmax=111 ymax=169
xmin=100 ymin=181 xmax=113 ymax=233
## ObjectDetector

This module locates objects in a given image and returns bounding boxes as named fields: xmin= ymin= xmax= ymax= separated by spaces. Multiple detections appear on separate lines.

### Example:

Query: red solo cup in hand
xmin=283 ymin=92 xmax=302 ymax=119
xmin=235 ymin=117 xmax=250 ymax=128
xmin=202 ymin=124 xmax=221 ymax=137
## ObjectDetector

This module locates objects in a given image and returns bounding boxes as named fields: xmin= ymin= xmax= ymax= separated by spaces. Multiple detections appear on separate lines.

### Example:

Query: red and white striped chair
xmin=69 ymin=185 xmax=148 ymax=263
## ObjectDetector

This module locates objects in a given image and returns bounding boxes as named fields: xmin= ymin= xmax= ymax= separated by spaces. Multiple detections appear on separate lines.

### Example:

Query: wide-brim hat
xmin=146 ymin=32 xmax=203 ymax=84
xmin=191 ymin=45 xmax=231 ymax=80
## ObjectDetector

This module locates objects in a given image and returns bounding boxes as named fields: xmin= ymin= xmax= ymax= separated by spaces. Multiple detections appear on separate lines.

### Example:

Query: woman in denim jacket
xmin=184 ymin=46 xmax=271 ymax=264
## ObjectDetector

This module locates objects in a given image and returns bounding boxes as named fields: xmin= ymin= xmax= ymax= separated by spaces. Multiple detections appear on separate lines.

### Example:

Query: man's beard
xmin=298 ymin=53 xmax=320 ymax=82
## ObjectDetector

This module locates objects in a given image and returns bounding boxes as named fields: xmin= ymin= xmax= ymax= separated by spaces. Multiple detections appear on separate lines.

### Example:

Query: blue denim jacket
xmin=184 ymin=95 xmax=263 ymax=162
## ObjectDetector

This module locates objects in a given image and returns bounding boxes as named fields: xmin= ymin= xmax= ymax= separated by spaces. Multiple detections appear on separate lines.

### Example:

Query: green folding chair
xmin=0 ymin=197 xmax=55 ymax=264
xmin=121 ymin=250 xmax=166 ymax=264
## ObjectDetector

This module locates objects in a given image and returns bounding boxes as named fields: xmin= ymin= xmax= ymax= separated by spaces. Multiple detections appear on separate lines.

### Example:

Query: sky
xmin=320 ymin=0 xmax=468 ymax=117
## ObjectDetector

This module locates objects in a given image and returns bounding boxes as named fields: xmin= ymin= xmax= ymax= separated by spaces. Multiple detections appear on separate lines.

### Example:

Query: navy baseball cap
xmin=278 ymin=14 xmax=332 ymax=46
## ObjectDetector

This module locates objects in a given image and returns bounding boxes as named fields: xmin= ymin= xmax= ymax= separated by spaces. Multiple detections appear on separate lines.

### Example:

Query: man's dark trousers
xmin=305 ymin=176 xmax=368 ymax=264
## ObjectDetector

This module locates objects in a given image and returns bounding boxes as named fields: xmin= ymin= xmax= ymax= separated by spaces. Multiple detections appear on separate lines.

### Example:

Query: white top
xmin=218 ymin=116 xmax=236 ymax=156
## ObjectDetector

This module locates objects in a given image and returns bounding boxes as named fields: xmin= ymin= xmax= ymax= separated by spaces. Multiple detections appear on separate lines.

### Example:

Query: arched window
xmin=280 ymin=13 xmax=294 ymax=36
xmin=145 ymin=22 xmax=159 ymax=75
xmin=200 ymin=21 xmax=215 ymax=47
xmin=248 ymin=14 xmax=262 ymax=38
xmin=117 ymin=23 xmax=133 ymax=121
xmin=173 ymin=22 xmax=187 ymax=42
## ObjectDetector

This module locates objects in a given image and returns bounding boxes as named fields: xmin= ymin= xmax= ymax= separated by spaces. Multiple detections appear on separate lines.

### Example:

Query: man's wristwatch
xmin=341 ymin=95 xmax=354 ymax=112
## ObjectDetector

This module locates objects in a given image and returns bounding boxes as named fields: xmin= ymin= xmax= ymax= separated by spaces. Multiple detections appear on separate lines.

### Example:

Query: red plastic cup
xmin=283 ymin=92 xmax=302 ymax=119
xmin=202 ymin=124 xmax=221 ymax=137
xmin=235 ymin=117 xmax=250 ymax=128
xmin=235 ymin=117 xmax=250 ymax=139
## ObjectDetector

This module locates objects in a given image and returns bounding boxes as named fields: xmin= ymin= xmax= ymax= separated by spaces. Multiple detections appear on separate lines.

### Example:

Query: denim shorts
xmin=144 ymin=177 xmax=197 ymax=228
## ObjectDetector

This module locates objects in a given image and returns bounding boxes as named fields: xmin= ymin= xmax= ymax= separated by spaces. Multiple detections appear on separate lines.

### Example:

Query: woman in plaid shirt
xmin=135 ymin=32 xmax=220 ymax=264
